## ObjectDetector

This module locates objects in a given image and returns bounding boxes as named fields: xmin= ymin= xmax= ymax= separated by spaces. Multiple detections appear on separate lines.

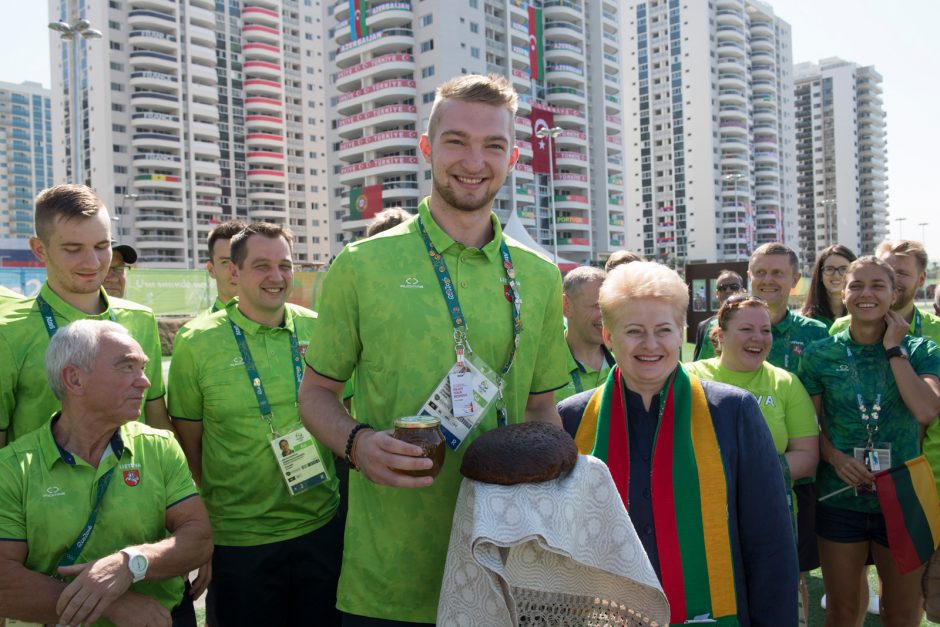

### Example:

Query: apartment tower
xmin=794 ymin=58 xmax=888 ymax=268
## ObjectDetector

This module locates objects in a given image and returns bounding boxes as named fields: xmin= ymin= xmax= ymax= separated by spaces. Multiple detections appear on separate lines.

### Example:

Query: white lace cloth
xmin=438 ymin=455 xmax=670 ymax=626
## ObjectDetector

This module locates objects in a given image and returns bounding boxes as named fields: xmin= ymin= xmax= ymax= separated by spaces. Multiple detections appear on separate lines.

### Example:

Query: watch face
xmin=130 ymin=554 xmax=148 ymax=573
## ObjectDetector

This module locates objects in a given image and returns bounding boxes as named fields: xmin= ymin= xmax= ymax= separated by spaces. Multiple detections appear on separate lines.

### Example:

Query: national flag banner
xmin=874 ymin=455 xmax=940 ymax=574
xmin=349 ymin=183 xmax=383 ymax=220
xmin=529 ymin=106 xmax=554 ymax=174
xmin=527 ymin=4 xmax=544 ymax=80
xmin=349 ymin=0 xmax=369 ymax=40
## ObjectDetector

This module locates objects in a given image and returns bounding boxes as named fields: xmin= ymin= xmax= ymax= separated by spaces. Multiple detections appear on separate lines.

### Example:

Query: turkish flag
xmin=530 ymin=107 xmax=554 ymax=174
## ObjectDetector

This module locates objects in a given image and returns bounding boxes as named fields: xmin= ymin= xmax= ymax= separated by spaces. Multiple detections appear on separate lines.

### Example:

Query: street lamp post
xmin=536 ymin=125 xmax=563 ymax=264
xmin=918 ymin=221 xmax=929 ymax=244
xmin=48 ymin=18 xmax=102 ymax=185
xmin=722 ymin=172 xmax=746 ymax=258
xmin=895 ymin=216 xmax=906 ymax=240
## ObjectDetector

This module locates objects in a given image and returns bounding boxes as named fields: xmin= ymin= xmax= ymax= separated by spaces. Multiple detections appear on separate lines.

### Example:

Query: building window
xmin=421 ymin=65 xmax=435 ymax=78
xmin=422 ymin=92 xmax=435 ymax=104
xmin=470 ymin=47 xmax=480 ymax=58
xmin=470 ymin=22 xmax=479 ymax=34
xmin=421 ymin=14 xmax=433 ymax=26
xmin=469 ymin=0 xmax=478 ymax=7
xmin=420 ymin=39 xmax=434 ymax=52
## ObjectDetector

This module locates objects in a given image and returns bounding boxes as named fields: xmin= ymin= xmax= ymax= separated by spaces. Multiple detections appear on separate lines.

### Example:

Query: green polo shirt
xmin=306 ymin=198 xmax=569 ymax=623
xmin=0 ymin=418 xmax=197 ymax=625
xmin=168 ymin=302 xmax=338 ymax=546
xmin=0 ymin=285 xmax=22 ymax=300
xmin=685 ymin=358 xmax=818 ymax=454
xmin=554 ymin=343 xmax=615 ymax=402
xmin=0 ymin=283 xmax=165 ymax=443
xmin=799 ymin=331 xmax=940 ymax=512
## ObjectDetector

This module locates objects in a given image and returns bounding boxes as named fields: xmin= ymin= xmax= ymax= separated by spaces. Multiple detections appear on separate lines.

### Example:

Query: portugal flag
xmin=528 ymin=5 xmax=544 ymax=79
xmin=349 ymin=0 xmax=369 ymax=40
xmin=349 ymin=184 xmax=383 ymax=220
xmin=874 ymin=455 xmax=940 ymax=574
xmin=530 ymin=106 xmax=554 ymax=174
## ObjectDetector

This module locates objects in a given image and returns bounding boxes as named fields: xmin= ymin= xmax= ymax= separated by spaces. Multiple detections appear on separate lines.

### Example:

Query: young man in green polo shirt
xmin=0 ymin=320 xmax=211 ymax=626
xmin=299 ymin=74 xmax=569 ymax=625
xmin=555 ymin=266 xmax=615 ymax=403
xmin=169 ymin=222 xmax=342 ymax=626
xmin=205 ymin=219 xmax=245 ymax=314
xmin=0 ymin=185 xmax=171 ymax=448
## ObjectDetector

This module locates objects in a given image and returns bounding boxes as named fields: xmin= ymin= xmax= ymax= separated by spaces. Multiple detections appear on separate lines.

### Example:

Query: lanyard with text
xmin=571 ymin=348 xmax=616 ymax=394
xmin=914 ymin=308 xmax=922 ymax=337
xmin=417 ymin=217 xmax=522 ymax=427
xmin=56 ymin=466 xmax=115 ymax=571
xmin=36 ymin=294 xmax=116 ymax=338
xmin=229 ymin=318 xmax=303 ymax=438
xmin=844 ymin=345 xmax=887 ymax=447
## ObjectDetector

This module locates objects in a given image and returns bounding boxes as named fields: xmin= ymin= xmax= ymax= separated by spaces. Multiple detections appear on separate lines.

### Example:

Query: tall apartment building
xmin=48 ymin=0 xmax=332 ymax=267
xmin=621 ymin=0 xmax=797 ymax=265
xmin=0 ymin=81 xmax=53 ymax=239
xmin=325 ymin=0 xmax=626 ymax=265
xmin=794 ymin=58 xmax=888 ymax=268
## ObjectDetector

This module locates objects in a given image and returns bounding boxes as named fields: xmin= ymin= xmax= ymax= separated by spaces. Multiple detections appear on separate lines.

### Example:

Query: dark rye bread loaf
xmin=460 ymin=422 xmax=578 ymax=485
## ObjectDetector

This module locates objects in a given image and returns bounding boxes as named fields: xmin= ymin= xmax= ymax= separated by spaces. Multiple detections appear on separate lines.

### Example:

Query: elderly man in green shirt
xmin=299 ymin=74 xmax=569 ymax=625
xmin=0 ymin=185 xmax=171 ymax=448
xmin=0 ymin=320 xmax=211 ymax=626
xmin=169 ymin=222 xmax=341 ymax=627
xmin=555 ymin=266 xmax=615 ymax=403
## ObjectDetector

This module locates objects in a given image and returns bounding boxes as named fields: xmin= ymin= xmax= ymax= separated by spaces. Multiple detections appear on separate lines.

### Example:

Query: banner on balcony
xmin=527 ymin=5 xmax=544 ymax=79
xmin=530 ymin=107 xmax=554 ymax=174
xmin=349 ymin=184 xmax=383 ymax=221
xmin=349 ymin=0 xmax=369 ymax=40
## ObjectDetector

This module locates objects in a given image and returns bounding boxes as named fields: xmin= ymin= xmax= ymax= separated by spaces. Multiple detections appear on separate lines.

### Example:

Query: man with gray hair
xmin=0 ymin=320 xmax=211 ymax=626
xmin=556 ymin=266 xmax=615 ymax=404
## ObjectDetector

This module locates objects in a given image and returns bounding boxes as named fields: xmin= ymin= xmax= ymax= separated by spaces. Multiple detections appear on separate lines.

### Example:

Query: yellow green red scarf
xmin=586 ymin=365 xmax=739 ymax=626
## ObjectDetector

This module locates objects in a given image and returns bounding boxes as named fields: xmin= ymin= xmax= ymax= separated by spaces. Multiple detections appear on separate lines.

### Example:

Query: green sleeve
xmin=828 ymin=316 xmax=849 ymax=336
xmin=782 ymin=375 xmax=819 ymax=439
xmin=160 ymin=434 xmax=199 ymax=507
xmin=797 ymin=343 xmax=823 ymax=396
xmin=910 ymin=336 xmax=940 ymax=380
xmin=306 ymin=250 xmax=360 ymax=382
xmin=0 ymin=333 xmax=14 ymax=434
xmin=0 ymin=452 xmax=25 ymax=540
xmin=167 ymin=331 xmax=204 ymax=422
xmin=529 ymin=269 xmax=570 ymax=394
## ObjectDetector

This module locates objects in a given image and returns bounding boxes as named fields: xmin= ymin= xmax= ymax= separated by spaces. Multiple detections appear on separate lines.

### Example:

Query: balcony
xmin=337 ymin=78 xmax=416 ymax=114
xmin=545 ymin=41 xmax=583 ymax=64
xmin=129 ymin=50 xmax=177 ymax=73
xmin=335 ymin=28 xmax=415 ymax=65
xmin=543 ymin=1 xmax=583 ymax=22
xmin=334 ymin=52 xmax=415 ymax=90
xmin=243 ymin=6 xmax=279 ymax=27
xmin=132 ymin=132 xmax=180 ymax=150
xmin=130 ymin=70 xmax=178 ymax=92
xmin=247 ymin=150 xmax=284 ymax=166
xmin=337 ymin=104 xmax=417 ymax=138
xmin=128 ymin=29 xmax=178 ymax=54
xmin=244 ymin=42 xmax=282 ymax=63
xmin=245 ymin=78 xmax=282 ymax=98
xmin=337 ymin=129 xmax=419 ymax=161
xmin=246 ymin=114 xmax=284 ymax=131
xmin=247 ymin=169 xmax=286 ymax=183
xmin=246 ymin=132 xmax=284 ymax=148
xmin=339 ymin=155 xmax=420 ymax=183
xmin=128 ymin=9 xmax=176 ymax=31
xmin=243 ymin=24 xmax=281 ymax=45
xmin=130 ymin=91 xmax=179 ymax=112
xmin=131 ymin=111 xmax=179 ymax=131
xmin=244 ymin=60 xmax=282 ymax=81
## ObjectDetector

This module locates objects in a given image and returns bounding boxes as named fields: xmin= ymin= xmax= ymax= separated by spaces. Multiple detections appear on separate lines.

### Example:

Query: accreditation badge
xmin=853 ymin=443 xmax=891 ymax=497
xmin=418 ymin=351 xmax=501 ymax=451
xmin=270 ymin=427 xmax=328 ymax=496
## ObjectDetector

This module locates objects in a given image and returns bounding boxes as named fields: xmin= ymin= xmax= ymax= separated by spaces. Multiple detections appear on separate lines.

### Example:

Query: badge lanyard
xmin=571 ymin=348 xmax=615 ymax=394
xmin=844 ymin=345 xmax=887 ymax=448
xmin=36 ymin=294 xmax=116 ymax=338
xmin=56 ymin=466 xmax=115 ymax=571
xmin=229 ymin=319 xmax=303 ymax=438
xmin=914 ymin=308 xmax=922 ymax=337
xmin=417 ymin=217 xmax=522 ymax=427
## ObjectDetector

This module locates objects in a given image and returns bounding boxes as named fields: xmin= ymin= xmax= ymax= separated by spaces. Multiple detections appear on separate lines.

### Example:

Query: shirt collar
xmin=772 ymin=308 xmax=793 ymax=334
xmin=566 ymin=339 xmax=615 ymax=374
xmin=38 ymin=282 xmax=112 ymax=323
xmin=227 ymin=300 xmax=293 ymax=336
xmin=416 ymin=197 xmax=504 ymax=263
xmin=41 ymin=413 xmax=128 ymax=469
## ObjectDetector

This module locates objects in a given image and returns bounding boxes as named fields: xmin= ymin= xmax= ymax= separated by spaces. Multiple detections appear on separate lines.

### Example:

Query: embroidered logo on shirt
xmin=229 ymin=356 xmax=245 ymax=368
xmin=43 ymin=486 xmax=66 ymax=498
xmin=123 ymin=469 xmax=141 ymax=487
xmin=400 ymin=276 xmax=423 ymax=289
xmin=790 ymin=341 xmax=804 ymax=355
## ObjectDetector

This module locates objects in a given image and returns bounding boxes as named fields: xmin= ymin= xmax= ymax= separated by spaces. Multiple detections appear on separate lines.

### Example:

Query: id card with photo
xmin=853 ymin=444 xmax=891 ymax=497
xmin=418 ymin=351 xmax=501 ymax=451
xmin=271 ymin=427 xmax=328 ymax=496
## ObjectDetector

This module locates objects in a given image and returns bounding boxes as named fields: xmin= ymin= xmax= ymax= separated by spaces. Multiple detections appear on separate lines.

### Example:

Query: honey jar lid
xmin=394 ymin=416 xmax=441 ymax=429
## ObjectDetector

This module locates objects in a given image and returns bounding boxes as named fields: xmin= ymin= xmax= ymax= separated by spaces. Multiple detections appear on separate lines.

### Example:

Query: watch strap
xmin=885 ymin=345 xmax=907 ymax=360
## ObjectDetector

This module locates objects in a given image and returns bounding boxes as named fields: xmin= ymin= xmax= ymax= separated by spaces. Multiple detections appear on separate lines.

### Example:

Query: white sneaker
xmin=820 ymin=594 xmax=827 ymax=609
xmin=867 ymin=592 xmax=880 ymax=615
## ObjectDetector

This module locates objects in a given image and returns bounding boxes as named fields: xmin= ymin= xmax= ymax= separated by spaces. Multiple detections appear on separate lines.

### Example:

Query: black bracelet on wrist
xmin=345 ymin=423 xmax=372 ymax=470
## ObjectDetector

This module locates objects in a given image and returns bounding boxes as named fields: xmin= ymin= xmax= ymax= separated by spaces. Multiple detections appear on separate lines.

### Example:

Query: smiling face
xmin=880 ymin=252 xmax=924 ymax=312
xmin=749 ymin=253 xmax=798 ymax=312
xmin=821 ymin=253 xmax=852 ymax=295
xmin=230 ymin=233 xmax=293 ymax=320
xmin=844 ymin=262 xmax=895 ymax=322
xmin=718 ymin=304 xmax=772 ymax=372
xmin=564 ymin=279 xmax=604 ymax=347
xmin=603 ymin=297 xmax=682 ymax=395
xmin=419 ymin=99 xmax=519 ymax=215
xmin=30 ymin=210 xmax=113 ymax=297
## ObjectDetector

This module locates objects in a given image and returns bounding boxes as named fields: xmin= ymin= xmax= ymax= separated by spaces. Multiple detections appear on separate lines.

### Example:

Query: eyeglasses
xmin=717 ymin=283 xmax=742 ymax=292
xmin=822 ymin=265 xmax=849 ymax=277
xmin=108 ymin=265 xmax=128 ymax=275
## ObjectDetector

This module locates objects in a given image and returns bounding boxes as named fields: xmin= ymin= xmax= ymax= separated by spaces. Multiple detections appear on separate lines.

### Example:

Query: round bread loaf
xmin=460 ymin=422 xmax=578 ymax=485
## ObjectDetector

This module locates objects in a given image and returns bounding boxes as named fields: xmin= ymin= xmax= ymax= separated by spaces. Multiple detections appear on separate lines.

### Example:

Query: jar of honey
xmin=392 ymin=416 xmax=446 ymax=478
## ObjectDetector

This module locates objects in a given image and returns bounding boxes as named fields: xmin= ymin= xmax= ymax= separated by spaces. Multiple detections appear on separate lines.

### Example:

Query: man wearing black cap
xmin=104 ymin=243 xmax=138 ymax=299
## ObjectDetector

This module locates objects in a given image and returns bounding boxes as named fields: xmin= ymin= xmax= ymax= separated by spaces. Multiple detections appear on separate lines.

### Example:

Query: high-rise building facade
xmin=48 ymin=0 xmax=332 ymax=267
xmin=794 ymin=58 xmax=888 ymax=267
xmin=325 ymin=0 xmax=626 ymax=265
xmin=621 ymin=0 xmax=797 ymax=265
xmin=0 ymin=81 xmax=53 ymax=239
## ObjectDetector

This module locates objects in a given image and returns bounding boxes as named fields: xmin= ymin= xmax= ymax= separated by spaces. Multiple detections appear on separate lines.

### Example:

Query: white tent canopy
xmin=502 ymin=210 xmax=578 ymax=268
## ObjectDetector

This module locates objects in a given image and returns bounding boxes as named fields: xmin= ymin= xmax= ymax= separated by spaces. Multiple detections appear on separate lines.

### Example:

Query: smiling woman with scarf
xmin=558 ymin=261 xmax=798 ymax=626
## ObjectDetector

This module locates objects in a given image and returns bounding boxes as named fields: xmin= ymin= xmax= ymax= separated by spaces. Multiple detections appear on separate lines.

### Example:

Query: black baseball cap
xmin=111 ymin=243 xmax=138 ymax=265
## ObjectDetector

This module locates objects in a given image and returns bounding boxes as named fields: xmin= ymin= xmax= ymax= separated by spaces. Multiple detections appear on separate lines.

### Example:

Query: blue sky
xmin=4 ymin=0 xmax=938 ymax=262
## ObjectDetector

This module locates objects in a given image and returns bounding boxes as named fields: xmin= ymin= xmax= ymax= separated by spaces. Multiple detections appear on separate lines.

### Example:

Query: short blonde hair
xmin=599 ymin=261 xmax=689 ymax=328
xmin=875 ymin=239 xmax=928 ymax=273
xmin=427 ymin=74 xmax=518 ymax=144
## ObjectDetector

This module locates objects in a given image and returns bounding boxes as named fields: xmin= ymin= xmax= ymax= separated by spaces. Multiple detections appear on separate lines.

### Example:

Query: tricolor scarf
xmin=584 ymin=366 xmax=740 ymax=626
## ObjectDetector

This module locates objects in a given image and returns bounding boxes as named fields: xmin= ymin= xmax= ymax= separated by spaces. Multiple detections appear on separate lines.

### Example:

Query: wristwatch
xmin=885 ymin=345 xmax=909 ymax=361
xmin=121 ymin=548 xmax=149 ymax=583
